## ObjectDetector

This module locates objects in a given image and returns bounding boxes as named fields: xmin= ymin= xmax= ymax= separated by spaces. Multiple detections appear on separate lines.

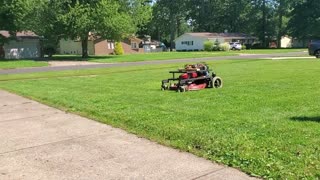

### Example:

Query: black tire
xmin=212 ymin=77 xmax=223 ymax=88
xmin=316 ymin=50 xmax=320 ymax=58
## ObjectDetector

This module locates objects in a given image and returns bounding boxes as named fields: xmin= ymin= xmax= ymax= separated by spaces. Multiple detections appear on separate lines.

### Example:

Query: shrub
xmin=203 ymin=41 xmax=214 ymax=51
xmin=241 ymin=44 xmax=247 ymax=50
xmin=219 ymin=42 xmax=230 ymax=51
xmin=251 ymin=43 xmax=264 ymax=49
xmin=114 ymin=42 xmax=124 ymax=55
xmin=244 ymin=44 xmax=252 ymax=49
xmin=212 ymin=39 xmax=221 ymax=51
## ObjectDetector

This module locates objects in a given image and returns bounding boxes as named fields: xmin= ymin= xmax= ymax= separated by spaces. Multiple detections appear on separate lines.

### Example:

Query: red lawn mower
xmin=161 ymin=63 xmax=223 ymax=92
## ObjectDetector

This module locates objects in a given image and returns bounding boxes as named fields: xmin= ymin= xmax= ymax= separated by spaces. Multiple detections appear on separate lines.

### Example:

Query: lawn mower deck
xmin=161 ymin=63 xmax=223 ymax=92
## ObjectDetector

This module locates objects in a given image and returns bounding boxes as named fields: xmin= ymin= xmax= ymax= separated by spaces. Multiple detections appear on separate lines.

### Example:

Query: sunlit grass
xmin=0 ymin=58 xmax=319 ymax=179
xmin=0 ymin=60 xmax=48 ymax=69
xmin=50 ymin=49 xmax=306 ymax=63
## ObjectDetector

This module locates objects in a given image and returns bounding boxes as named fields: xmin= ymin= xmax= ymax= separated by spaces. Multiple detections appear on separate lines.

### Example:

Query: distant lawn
xmin=49 ymin=49 xmax=306 ymax=63
xmin=51 ymin=51 xmax=237 ymax=63
xmin=241 ymin=48 xmax=307 ymax=54
xmin=0 ymin=58 xmax=319 ymax=179
xmin=0 ymin=60 xmax=48 ymax=69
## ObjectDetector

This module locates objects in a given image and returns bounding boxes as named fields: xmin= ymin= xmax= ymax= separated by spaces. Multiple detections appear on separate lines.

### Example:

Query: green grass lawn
xmin=50 ymin=49 xmax=306 ymax=63
xmin=240 ymin=48 xmax=307 ymax=54
xmin=52 ymin=51 xmax=237 ymax=62
xmin=0 ymin=60 xmax=48 ymax=69
xmin=0 ymin=59 xmax=319 ymax=179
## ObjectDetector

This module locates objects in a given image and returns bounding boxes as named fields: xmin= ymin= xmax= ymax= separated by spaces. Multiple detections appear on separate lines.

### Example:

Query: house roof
xmin=184 ymin=32 xmax=256 ymax=39
xmin=0 ymin=31 xmax=40 ymax=38
xmin=129 ymin=36 xmax=143 ymax=42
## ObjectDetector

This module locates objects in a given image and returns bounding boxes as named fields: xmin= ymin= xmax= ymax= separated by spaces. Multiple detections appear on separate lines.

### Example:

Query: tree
xmin=153 ymin=0 xmax=188 ymax=51
xmin=0 ymin=0 xmax=34 ymax=44
xmin=59 ymin=0 xmax=126 ymax=57
xmin=288 ymin=0 xmax=320 ymax=41
xmin=25 ymin=0 xmax=67 ymax=56
xmin=27 ymin=0 xmax=151 ymax=58
xmin=274 ymin=0 xmax=300 ymax=48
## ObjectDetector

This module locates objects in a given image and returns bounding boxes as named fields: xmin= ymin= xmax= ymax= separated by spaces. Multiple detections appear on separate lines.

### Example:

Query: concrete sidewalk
xmin=0 ymin=90 xmax=255 ymax=180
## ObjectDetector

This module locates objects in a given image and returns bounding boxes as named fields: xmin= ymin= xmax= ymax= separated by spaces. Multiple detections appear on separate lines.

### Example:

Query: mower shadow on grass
xmin=290 ymin=116 xmax=320 ymax=123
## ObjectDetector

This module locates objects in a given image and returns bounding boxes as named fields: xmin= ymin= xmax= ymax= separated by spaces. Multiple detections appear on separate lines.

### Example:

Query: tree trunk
xmin=176 ymin=17 xmax=181 ymax=37
xmin=81 ymin=35 xmax=89 ymax=58
xmin=262 ymin=0 xmax=267 ymax=48
xmin=169 ymin=12 xmax=176 ymax=51
xmin=277 ymin=0 xmax=284 ymax=48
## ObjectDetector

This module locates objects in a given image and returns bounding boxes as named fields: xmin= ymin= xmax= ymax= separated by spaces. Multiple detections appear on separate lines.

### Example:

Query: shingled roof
xmin=185 ymin=32 xmax=256 ymax=39
xmin=0 ymin=31 xmax=40 ymax=38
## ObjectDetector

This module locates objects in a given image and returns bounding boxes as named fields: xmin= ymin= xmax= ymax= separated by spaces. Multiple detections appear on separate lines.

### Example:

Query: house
xmin=281 ymin=36 xmax=308 ymax=48
xmin=268 ymin=36 xmax=308 ymax=48
xmin=0 ymin=31 xmax=42 ymax=59
xmin=140 ymin=35 xmax=165 ymax=53
xmin=59 ymin=36 xmax=144 ymax=55
xmin=175 ymin=32 xmax=256 ymax=51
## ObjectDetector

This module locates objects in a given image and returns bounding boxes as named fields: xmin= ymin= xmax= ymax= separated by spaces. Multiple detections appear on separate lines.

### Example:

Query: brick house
xmin=59 ymin=36 xmax=144 ymax=55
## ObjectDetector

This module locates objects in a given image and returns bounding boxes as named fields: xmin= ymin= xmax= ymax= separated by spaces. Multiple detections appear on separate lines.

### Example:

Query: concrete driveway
xmin=0 ymin=90 xmax=256 ymax=179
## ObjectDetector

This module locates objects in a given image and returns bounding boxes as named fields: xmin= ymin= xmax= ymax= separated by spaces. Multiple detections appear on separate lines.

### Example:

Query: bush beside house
xmin=219 ymin=42 xmax=231 ymax=51
xmin=203 ymin=41 xmax=214 ymax=51
xmin=204 ymin=41 xmax=231 ymax=51
xmin=114 ymin=42 xmax=124 ymax=55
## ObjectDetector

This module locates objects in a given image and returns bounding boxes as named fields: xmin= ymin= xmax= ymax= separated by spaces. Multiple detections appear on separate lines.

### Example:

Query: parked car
xmin=229 ymin=42 xmax=242 ymax=50
xmin=308 ymin=40 xmax=320 ymax=58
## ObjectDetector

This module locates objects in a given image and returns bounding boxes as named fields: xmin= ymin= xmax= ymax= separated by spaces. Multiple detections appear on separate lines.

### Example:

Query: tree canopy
xmin=139 ymin=0 xmax=316 ymax=49
xmin=0 ymin=0 xmax=318 ymax=54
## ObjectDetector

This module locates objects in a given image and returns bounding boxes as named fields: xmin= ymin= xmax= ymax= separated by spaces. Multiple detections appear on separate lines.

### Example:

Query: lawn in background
xmin=0 ymin=60 xmax=48 ymax=69
xmin=50 ymin=48 xmax=306 ymax=63
xmin=240 ymin=48 xmax=307 ymax=54
xmin=52 ymin=51 xmax=237 ymax=62
xmin=0 ymin=58 xmax=319 ymax=179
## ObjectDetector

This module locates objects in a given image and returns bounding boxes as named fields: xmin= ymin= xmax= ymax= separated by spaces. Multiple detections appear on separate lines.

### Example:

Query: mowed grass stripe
xmin=0 ymin=60 xmax=48 ymax=69
xmin=0 ymin=59 xmax=319 ymax=179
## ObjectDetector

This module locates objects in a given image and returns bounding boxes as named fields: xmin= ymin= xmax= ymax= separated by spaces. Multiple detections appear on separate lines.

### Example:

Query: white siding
xmin=175 ymin=34 xmax=208 ymax=51
xmin=281 ymin=37 xmax=292 ymax=48
xmin=175 ymin=35 xmax=227 ymax=51
xmin=59 ymin=39 xmax=95 ymax=55
xmin=3 ymin=39 xmax=41 ymax=59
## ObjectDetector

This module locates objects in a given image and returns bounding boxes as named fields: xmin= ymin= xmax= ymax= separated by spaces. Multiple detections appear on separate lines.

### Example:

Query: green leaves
xmin=0 ymin=0 xmax=151 ymax=56
xmin=288 ymin=0 xmax=320 ymax=39
xmin=114 ymin=42 xmax=124 ymax=55
xmin=0 ymin=0 xmax=33 ymax=43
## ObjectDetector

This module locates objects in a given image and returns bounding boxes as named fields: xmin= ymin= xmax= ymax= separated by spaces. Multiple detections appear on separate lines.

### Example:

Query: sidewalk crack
xmin=0 ymin=133 xmax=101 ymax=155
xmin=191 ymin=167 xmax=226 ymax=180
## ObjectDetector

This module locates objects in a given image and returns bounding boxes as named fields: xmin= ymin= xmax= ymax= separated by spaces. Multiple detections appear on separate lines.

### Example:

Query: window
xmin=107 ymin=42 xmax=114 ymax=49
xmin=131 ymin=42 xmax=138 ymax=49
xmin=181 ymin=41 xmax=194 ymax=46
